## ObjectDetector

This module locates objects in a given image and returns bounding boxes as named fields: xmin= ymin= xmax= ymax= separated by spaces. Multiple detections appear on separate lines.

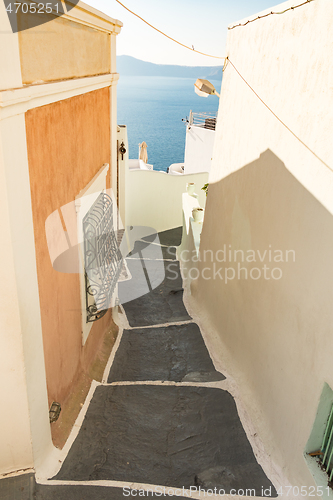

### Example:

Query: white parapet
xmin=168 ymin=163 xmax=184 ymax=175
xmin=184 ymin=124 xmax=215 ymax=175
xmin=178 ymin=192 xmax=205 ymax=292
xmin=128 ymin=159 xmax=153 ymax=171
xmin=126 ymin=170 xmax=208 ymax=234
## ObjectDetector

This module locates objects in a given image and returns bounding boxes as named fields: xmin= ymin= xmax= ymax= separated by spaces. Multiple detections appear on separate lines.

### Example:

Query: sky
xmin=86 ymin=0 xmax=280 ymax=66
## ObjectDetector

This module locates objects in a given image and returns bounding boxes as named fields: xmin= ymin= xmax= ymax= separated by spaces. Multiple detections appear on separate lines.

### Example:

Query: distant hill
xmin=117 ymin=55 xmax=223 ymax=80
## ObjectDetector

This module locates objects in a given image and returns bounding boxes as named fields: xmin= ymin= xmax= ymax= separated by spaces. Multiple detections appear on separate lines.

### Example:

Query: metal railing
xmin=83 ymin=193 xmax=123 ymax=322
xmin=320 ymin=404 xmax=333 ymax=482
xmin=188 ymin=110 xmax=217 ymax=130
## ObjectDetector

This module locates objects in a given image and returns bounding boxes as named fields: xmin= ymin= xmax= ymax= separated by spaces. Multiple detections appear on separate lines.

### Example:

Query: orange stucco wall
xmin=25 ymin=88 xmax=113 ymax=408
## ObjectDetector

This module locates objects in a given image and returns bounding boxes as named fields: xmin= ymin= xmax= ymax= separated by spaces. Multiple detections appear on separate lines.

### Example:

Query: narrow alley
xmin=34 ymin=227 xmax=276 ymax=499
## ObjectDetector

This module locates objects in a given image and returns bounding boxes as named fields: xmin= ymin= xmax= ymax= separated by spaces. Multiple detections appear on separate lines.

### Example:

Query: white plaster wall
xmin=184 ymin=125 xmax=215 ymax=174
xmin=110 ymin=32 xmax=119 ymax=218
xmin=126 ymin=171 xmax=208 ymax=234
xmin=0 ymin=5 xmax=22 ymax=91
xmin=0 ymin=3 xmax=121 ymax=476
xmin=0 ymin=6 xmax=53 ymax=475
xmin=178 ymin=193 xmax=205 ymax=291
xmin=117 ymin=125 xmax=129 ymax=229
xmin=189 ymin=0 xmax=333 ymax=492
xmin=0 ymin=115 xmax=53 ymax=474
xmin=211 ymin=0 xmax=333 ymax=214
xmin=0 ymin=122 xmax=34 ymax=476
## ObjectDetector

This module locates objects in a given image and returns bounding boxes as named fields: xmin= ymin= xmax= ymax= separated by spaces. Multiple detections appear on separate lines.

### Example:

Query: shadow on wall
xmin=188 ymin=149 xmax=333 ymax=486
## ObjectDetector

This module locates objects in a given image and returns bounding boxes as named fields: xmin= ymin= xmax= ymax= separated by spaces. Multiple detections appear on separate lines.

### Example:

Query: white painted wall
xmin=0 ymin=5 xmax=34 ymax=475
xmin=178 ymin=193 xmax=205 ymax=289
xmin=185 ymin=0 xmax=333 ymax=494
xmin=0 ymin=5 xmax=22 ymax=91
xmin=128 ymin=159 xmax=153 ymax=170
xmin=211 ymin=0 xmax=333 ymax=214
xmin=0 ymin=1 xmax=122 ymax=477
xmin=0 ymin=114 xmax=53 ymax=475
xmin=0 ymin=3 xmax=53 ymax=475
xmin=0 ymin=121 xmax=34 ymax=476
xmin=126 ymin=170 xmax=208 ymax=234
xmin=117 ymin=124 xmax=129 ymax=229
xmin=184 ymin=125 xmax=215 ymax=174
xmin=110 ymin=32 xmax=119 ymax=211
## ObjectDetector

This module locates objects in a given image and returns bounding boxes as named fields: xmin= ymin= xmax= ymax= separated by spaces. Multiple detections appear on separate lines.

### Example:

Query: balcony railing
xmin=188 ymin=110 xmax=217 ymax=130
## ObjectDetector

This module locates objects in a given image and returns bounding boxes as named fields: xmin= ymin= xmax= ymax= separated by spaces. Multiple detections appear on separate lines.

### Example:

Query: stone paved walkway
xmin=35 ymin=227 xmax=277 ymax=499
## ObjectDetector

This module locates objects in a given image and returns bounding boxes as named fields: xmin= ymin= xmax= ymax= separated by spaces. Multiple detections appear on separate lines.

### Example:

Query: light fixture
xmin=194 ymin=79 xmax=220 ymax=98
xmin=49 ymin=402 xmax=61 ymax=423
xmin=119 ymin=141 xmax=127 ymax=160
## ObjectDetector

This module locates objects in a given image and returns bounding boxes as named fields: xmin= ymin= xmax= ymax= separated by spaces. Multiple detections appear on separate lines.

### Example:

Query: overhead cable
xmin=227 ymin=58 xmax=332 ymax=172
xmin=114 ymin=0 xmax=226 ymax=60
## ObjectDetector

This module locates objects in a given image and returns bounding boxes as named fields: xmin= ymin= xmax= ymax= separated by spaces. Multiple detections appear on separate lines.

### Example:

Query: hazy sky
xmin=87 ymin=0 xmax=280 ymax=66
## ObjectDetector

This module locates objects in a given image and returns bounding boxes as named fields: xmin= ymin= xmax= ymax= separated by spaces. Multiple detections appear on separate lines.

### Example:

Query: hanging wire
xmin=229 ymin=0 xmax=315 ymax=29
xmin=227 ymin=58 xmax=332 ymax=172
xmin=114 ymin=0 xmax=226 ymax=60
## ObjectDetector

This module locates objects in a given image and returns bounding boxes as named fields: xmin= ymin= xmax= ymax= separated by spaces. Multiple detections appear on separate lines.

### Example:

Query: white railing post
xmin=189 ymin=110 xmax=193 ymax=126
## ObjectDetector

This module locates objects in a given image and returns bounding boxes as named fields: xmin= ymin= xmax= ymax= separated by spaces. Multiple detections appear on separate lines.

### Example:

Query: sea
xmin=117 ymin=76 xmax=221 ymax=172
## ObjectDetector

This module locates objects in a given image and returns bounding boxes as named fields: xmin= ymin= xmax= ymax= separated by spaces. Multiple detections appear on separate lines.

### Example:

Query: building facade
xmin=0 ymin=0 xmax=122 ymax=478
xmin=183 ymin=0 xmax=333 ymax=494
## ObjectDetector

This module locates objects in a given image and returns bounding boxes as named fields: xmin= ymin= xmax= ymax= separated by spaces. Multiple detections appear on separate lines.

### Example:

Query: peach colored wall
xmin=25 ymin=88 xmax=112 ymax=406
xmin=18 ymin=13 xmax=111 ymax=84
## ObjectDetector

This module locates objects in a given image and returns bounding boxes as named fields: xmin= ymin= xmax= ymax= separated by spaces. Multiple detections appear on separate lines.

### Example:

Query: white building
xmin=180 ymin=0 xmax=333 ymax=496
xmin=183 ymin=110 xmax=217 ymax=175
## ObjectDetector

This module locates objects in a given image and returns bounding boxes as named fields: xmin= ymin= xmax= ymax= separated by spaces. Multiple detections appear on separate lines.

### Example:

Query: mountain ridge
xmin=117 ymin=55 xmax=223 ymax=80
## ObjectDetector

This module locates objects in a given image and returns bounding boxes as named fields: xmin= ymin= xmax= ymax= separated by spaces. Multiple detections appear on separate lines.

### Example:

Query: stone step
xmin=108 ymin=323 xmax=225 ymax=383
xmin=53 ymin=385 xmax=276 ymax=497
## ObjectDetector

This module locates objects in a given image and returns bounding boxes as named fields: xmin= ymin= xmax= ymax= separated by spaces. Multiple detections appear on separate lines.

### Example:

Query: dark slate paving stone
xmin=0 ymin=473 xmax=35 ymax=500
xmin=127 ymin=239 xmax=177 ymax=260
xmin=54 ymin=385 xmax=277 ymax=496
xmin=119 ymin=258 xmax=166 ymax=303
xmin=122 ymin=226 xmax=156 ymax=252
xmin=35 ymin=484 xmax=188 ymax=499
xmin=142 ymin=227 xmax=183 ymax=248
xmin=108 ymin=323 xmax=225 ymax=383
xmin=118 ymin=260 xmax=191 ymax=327
xmin=35 ymin=485 xmax=121 ymax=500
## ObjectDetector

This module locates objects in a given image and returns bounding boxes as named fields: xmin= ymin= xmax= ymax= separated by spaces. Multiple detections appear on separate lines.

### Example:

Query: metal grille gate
xmin=83 ymin=192 xmax=123 ymax=322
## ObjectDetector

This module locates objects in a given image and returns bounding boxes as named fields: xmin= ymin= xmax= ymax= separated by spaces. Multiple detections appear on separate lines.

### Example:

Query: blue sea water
xmin=117 ymin=76 xmax=221 ymax=172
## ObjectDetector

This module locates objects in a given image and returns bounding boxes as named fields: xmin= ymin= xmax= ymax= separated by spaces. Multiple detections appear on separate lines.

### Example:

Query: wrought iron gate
xmin=83 ymin=193 xmax=122 ymax=322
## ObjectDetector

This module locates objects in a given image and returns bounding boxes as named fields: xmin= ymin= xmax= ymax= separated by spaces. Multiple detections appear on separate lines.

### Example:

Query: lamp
xmin=194 ymin=79 xmax=220 ymax=98
xmin=49 ymin=402 xmax=61 ymax=423
xmin=119 ymin=141 xmax=127 ymax=160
